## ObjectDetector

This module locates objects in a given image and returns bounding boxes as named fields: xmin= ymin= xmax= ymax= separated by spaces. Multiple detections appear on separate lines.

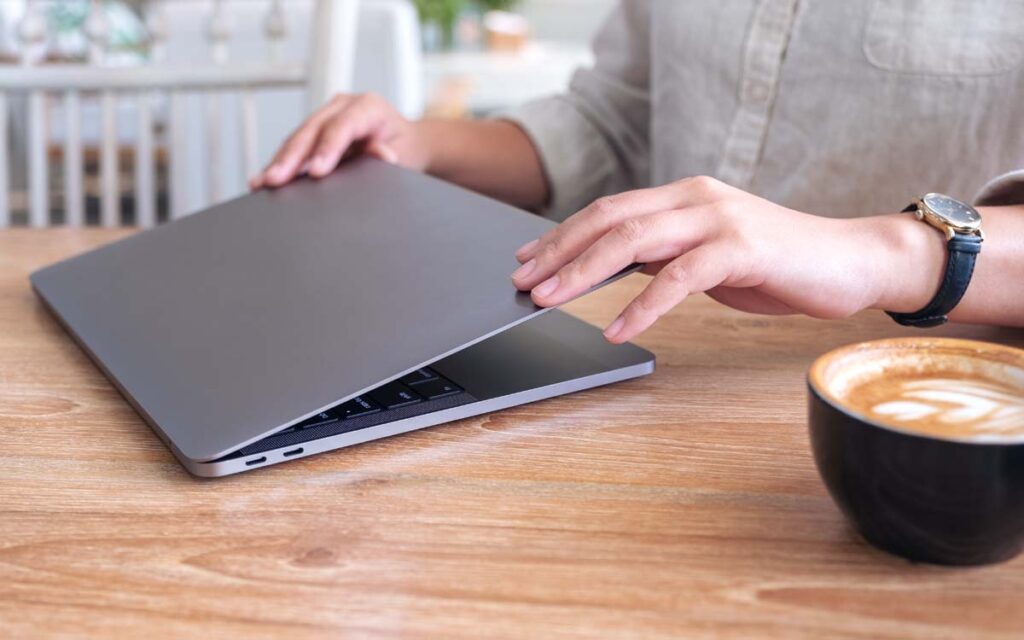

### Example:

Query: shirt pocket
xmin=864 ymin=0 xmax=1024 ymax=75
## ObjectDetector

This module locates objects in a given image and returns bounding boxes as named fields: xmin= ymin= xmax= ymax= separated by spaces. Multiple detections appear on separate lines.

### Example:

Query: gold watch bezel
xmin=914 ymin=193 xmax=984 ymax=242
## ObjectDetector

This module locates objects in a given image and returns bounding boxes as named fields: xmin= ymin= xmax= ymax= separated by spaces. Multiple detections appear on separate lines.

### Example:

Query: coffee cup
xmin=807 ymin=337 xmax=1024 ymax=565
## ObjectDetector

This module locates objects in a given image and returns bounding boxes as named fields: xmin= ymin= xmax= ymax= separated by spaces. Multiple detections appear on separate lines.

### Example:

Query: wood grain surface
xmin=2 ymin=229 xmax=1023 ymax=639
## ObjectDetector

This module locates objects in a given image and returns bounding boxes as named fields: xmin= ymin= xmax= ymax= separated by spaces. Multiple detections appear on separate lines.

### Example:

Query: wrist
xmin=411 ymin=118 xmax=487 ymax=178
xmin=407 ymin=119 xmax=444 ymax=173
xmin=866 ymin=212 xmax=948 ymax=313
xmin=408 ymin=118 xmax=549 ymax=210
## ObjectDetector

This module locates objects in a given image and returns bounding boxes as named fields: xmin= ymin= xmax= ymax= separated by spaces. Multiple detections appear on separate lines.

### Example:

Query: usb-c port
xmin=283 ymin=447 xmax=304 ymax=458
xmin=245 ymin=456 xmax=267 ymax=466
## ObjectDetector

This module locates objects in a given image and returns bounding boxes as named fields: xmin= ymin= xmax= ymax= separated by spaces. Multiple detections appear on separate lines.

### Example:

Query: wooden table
xmin=2 ymin=229 xmax=1023 ymax=639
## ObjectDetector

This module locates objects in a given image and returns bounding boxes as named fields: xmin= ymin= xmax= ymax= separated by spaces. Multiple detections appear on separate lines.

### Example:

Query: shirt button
xmin=744 ymin=80 xmax=771 ymax=105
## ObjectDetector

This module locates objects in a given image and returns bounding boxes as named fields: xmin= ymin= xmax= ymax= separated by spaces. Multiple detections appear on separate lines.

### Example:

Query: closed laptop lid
xmin=32 ymin=158 xmax=598 ymax=461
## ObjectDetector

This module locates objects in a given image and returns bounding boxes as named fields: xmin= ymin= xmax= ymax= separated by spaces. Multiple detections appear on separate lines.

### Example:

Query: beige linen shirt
xmin=506 ymin=0 xmax=1024 ymax=221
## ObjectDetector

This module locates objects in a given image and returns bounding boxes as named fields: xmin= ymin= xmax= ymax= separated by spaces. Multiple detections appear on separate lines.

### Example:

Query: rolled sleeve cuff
xmin=973 ymin=169 xmax=1024 ymax=207
xmin=500 ymin=96 xmax=621 ymax=221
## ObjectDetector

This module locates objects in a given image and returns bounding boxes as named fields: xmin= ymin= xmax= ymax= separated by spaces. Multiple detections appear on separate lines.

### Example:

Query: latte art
xmin=814 ymin=338 xmax=1024 ymax=443
xmin=868 ymin=377 xmax=1024 ymax=437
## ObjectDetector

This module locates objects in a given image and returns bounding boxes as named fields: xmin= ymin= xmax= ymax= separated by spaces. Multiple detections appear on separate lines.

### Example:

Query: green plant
xmin=474 ymin=0 xmax=521 ymax=11
xmin=414 ymin=0 xmax=523 ymax=49
xmin=413 ymin=0 xmax=464 ymax=47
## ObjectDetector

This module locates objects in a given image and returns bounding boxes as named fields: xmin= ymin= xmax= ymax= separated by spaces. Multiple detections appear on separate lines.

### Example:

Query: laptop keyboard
xmin=213 ymin=367 xmax=473 ymax=461
xmin=276 ymin=367 xmax=464 ymax=434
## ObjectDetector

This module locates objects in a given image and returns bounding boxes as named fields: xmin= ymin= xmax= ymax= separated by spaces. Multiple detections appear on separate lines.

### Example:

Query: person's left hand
xmin=510 ymin=176 xmax=942 ymax=343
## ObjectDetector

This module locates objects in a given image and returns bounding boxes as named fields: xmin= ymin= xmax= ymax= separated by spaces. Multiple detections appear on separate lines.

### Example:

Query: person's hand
xmin=250 ymin=93 xmax=428 ymax=190
xmin=510 ymin=176 xmax=945 ymax=343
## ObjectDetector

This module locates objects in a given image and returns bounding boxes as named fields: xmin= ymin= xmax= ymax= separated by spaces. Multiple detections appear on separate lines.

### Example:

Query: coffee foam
xmin=864 ymin=376 xmax=1024 ymax=439
xmin=811 ymin=339 xmax=1024 ymax=443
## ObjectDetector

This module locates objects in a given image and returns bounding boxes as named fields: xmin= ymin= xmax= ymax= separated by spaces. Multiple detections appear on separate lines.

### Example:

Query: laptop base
xmin=181 ymin=311 xmax=654 ymax=477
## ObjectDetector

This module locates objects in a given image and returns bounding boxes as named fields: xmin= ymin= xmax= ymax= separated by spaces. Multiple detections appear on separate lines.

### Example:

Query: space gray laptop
xmin=30 ymin=158 xmax=654 ymax=477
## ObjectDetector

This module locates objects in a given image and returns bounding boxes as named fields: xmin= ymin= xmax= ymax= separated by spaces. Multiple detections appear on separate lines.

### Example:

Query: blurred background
xmin=0 ymin=0 xmax=614 ymax=227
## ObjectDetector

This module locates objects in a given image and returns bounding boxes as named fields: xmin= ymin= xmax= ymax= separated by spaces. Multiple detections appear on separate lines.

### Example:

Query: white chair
xmin=153 ymin=0 xmax=422 ymax=216
xmin=0 ymin=0 xmax=423 ymax=228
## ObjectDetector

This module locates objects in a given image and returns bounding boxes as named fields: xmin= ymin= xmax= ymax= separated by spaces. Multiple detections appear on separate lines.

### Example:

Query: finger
xmin=308 ymin=95 xmax=385 ymax=177
xmin=273 ymin=97 xmax=351 ymax=167
xmin=514 ymin=175 xmax=730 ymax=264
xmin=604 ymin=242 xmax=734 ymax=343
xmin=366 ymin=141 xmax=398 ymax=164
xmin=513 ymin=188 xmax=681 ymax=267
xmin=261 ymin=96 xmax=353 ymax=186
xmin=528 ymin=208 xmax=714 ymax=307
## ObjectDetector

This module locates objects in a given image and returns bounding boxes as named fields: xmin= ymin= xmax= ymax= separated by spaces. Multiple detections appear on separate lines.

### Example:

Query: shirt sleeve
xmin=501 ymin=1 xmax=652 ymax=221
xmin=974 ymin=169 xmax=1024 ymax=206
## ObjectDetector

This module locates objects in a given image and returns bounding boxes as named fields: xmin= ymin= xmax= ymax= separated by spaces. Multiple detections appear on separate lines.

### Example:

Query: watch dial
xmin=922 ymin=193 xmax=981 ymax=228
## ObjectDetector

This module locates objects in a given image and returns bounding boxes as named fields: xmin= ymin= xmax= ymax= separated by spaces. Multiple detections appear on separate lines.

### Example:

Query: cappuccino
xmin=812 ymin=339 xmax=1024 ymax=443
xmin=809 ymin=337 xmax=1024 ymax=565
xmin=846 ymin=372 xmax=1024 ymax=440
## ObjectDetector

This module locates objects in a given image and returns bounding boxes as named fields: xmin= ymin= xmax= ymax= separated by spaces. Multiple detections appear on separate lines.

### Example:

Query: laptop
xmin=30 ymin=158 xmax=655 ymax=477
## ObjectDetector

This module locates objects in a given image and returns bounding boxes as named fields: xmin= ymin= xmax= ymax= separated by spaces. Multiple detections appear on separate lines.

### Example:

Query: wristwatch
xmin=886 ymin=193 xmax=983 ymax=328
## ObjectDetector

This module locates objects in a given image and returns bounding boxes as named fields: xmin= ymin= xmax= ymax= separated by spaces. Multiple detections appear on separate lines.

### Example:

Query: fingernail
xmin=515 ymin=238 xmax=539 ymax=258
xmin=312 ymin=155 xmax=329 ymax=174
xmin=266 ymin=165 xmax=282 ymax=180
xmin=511 ymin=258 xmax=536 ymax=281
xmin=533 ymin=274 xmax=560 ymax=298
xmin=604 ymin=316 xmax=625 ymax=340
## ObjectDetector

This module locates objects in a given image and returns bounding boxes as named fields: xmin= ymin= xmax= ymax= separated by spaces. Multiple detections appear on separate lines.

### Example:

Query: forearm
xmin=413 ymin=118 xmax=549 ymax=211
xmin=868 ymin=206 xmax=1024 ymax=326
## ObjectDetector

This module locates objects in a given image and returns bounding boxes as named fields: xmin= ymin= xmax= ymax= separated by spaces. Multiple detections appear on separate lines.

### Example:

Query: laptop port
xmin=245 ymin=456 xmax=267 ymax=466
xmin=283 ymin=447 xmax=304 ymax=458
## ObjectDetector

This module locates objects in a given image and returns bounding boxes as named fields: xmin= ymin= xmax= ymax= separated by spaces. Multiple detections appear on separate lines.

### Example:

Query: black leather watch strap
xmin=886 ymin=231 xmax=982 ymax=328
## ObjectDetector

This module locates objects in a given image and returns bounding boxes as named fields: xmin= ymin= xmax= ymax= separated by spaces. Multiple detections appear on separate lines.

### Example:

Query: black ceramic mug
xmin=807 ymin=338 xmax=1024 ymax=566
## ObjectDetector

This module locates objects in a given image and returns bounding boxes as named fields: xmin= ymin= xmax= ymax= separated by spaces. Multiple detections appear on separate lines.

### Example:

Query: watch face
xmin=922 ymin=193 xmax=981 ymax=229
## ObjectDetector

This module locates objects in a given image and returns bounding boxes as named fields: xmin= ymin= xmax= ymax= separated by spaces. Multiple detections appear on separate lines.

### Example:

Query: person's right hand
xmin=249 ymin=93 xmax=427 ymax=190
